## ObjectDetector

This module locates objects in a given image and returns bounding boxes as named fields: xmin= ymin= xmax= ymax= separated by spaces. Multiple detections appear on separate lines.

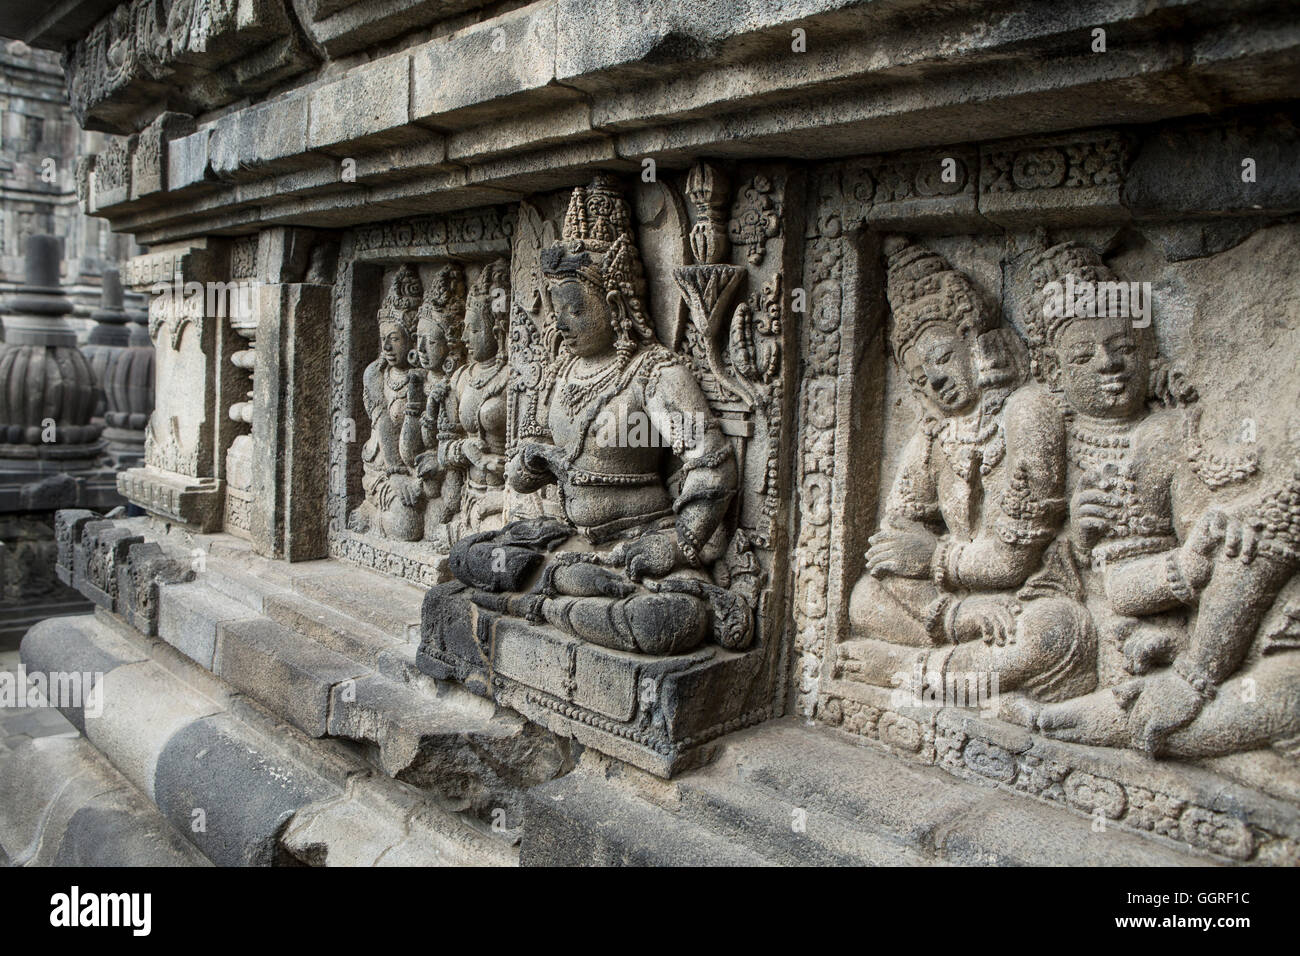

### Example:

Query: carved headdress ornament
xmin=377 ymin=263 xmax=423 ymax=335
xmin=884 ymin=236 xmax=996 ymax=363
xmin=418 ymin=263 xmax=466 ymax=342
xmin=541 ymin=174 xmax=656 ymax=347
xmin=1021 ymin=241 xmax=1122 ymax=353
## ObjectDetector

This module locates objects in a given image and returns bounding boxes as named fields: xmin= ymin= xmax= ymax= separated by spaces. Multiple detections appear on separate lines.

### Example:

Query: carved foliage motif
xmin=820 ymin=694 xmax=1278 ymax=861
xmin=792 ymin=170 xmax=846 ymax=718
xmin=728 ymin=176 xmax=781 ymax=266
xmin=981 ymin=133 xmax=1130 ymax=195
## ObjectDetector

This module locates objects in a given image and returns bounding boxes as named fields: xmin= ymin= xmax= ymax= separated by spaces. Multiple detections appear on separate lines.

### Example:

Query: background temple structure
xmin=0 ymin=39 xmax=139 ymax=325
xmin=1 ymin=0 xmax=1299 ymax=867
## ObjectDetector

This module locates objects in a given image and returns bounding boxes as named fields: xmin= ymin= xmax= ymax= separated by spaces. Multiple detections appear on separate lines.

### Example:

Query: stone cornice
xmin=61 ymin=0 xmax=1300 ymax=245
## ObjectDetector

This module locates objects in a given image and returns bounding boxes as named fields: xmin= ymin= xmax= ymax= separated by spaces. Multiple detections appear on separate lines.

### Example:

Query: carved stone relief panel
xmin=327 ymin=209 xmax=514 ymax=585
xmin=817 ymin=209 xmax=1300 ymax=861
xmin=116 ymin=240 xmax=235 ymax=531
xmin=413 ymin=169 xmax=803 ymax=776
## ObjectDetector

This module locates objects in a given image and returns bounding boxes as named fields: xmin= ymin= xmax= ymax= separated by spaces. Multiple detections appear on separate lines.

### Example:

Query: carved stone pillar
xmin=246 ymin=228 xmax=336 ymax=560
xmin=116 ymin=239 xmax=243 ymax=532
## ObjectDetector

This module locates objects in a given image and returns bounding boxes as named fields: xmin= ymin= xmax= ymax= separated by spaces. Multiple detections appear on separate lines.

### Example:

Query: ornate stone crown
xmin=377 ymin=262 xmax=423 ymax=334
xmin=883 ymin=237 xmax=995 ymax=362
xmin=541 ymin=174 xmax=656 ymax=345
xmin=1020 ymin=241 xmax=1121 ymax=353
xmin=420 ymin=263 xmax=466 ymax=334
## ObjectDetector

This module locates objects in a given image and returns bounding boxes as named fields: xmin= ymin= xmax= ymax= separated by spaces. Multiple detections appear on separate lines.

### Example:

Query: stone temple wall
xmin=1 ymin=0 xmax=1300 ymax=867
xmin=0 ymin=39 xmax=140 ymax=327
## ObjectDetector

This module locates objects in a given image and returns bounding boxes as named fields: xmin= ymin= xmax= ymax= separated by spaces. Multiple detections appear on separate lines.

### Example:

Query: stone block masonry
xmin=1 ymin=0 xmax=1299 ymax=867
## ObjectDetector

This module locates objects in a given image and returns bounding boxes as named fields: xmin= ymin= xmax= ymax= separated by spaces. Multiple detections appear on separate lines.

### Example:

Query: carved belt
xmin=565 ymin=468 xmax=661 ymax=487
xmin=578 ymin=510 xmax=675 ymax=545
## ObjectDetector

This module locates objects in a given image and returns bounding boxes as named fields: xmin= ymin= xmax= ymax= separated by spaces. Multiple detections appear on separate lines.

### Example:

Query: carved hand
xmin=460 ymin=437 xmax=485 ymax=468
xmin=393 ymin=474 xmax=422 ymax=507
xmin=1121 ymin=626 xmax=1177 ymax=675
xmin=506 ymin=442 xmax=559 ymax=492
xmin=1070 ymin=485 xmax=1121 ymax=551
xmin=414 ymin=452 xmax=441 ymax=478
xmin=620 ymin=533 xmax=682 ymax=581
xmin=951 ymin=594 xmax=1021 ymax=646
xmin=865 ymin=529 xmax=937 ymax=579
xmin=552 ymin=562 xmax=636 ymax=598
xmin=480 ymin=452 xmax=506 ymax=481
xmin=1122 ymin=671 xmax=1206 ymax=754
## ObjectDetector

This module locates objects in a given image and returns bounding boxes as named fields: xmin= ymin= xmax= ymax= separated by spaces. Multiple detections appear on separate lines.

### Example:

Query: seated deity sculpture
xmin=1003 ymin=242 xmax=1300 ymax=759
xmin=424 ymin=176 xmax=742 ymax=656
xmin=353 ymin=263 xmax=425 ymax=541
xmin=437 ymin=259 xmax=511 ymax=540
xmin=405 ymin=263 xmax=467 ymax=545
xmin=840 ymin=237 xmax=1096 ymax=702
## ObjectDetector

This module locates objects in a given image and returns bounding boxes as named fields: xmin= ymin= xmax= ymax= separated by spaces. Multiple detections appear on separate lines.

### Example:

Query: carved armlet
xmin=1164 ymin=550 xmax=1197 ymax=605
xmin=996 ymin=468 xmax=1065 ymax=546
xmin=676 ymin=521 xmax=706 ymax=568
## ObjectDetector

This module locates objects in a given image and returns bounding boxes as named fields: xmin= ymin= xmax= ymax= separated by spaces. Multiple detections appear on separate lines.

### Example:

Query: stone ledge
xmin=17 ymin=609 xmax=521 ymax=866
xmin=79 ymin=2 xmax=1300 ymax=244
xmin=818 ymin=681 xmax=1300 ymax=864
xmin=521 ymin=720 xmax=1224 ymax=866
xmin=0 ymin=735 xmax=211 ymax=867
xmin=55 ymin=521 xmax=575 ymax=833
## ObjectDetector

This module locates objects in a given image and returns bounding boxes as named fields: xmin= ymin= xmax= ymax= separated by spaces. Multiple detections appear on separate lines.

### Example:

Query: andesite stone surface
xmin=3 ymin=0 xmax=1300 ymax=867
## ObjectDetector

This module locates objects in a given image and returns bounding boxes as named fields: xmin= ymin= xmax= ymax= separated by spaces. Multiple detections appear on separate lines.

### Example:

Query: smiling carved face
xmin=1055 ymin=316 xmax=1148 ymax=420
xmin=902 ymin=324 xmax=978 ymax=415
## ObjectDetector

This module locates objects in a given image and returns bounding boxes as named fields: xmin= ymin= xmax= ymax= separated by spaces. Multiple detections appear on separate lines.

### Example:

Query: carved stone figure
xmin=1003 ymin=242 xmax=1300 ymax=759
xmin=405 ymin=262 xmax=467 ymax=545
xmin=440 ymin=259 xmax=510 ymax=540
xmin=840 ymin=238 xmax=1096 ymax=701
xmin=424 ymin=176 xmax=742 ymax=657
xmin=353 ymin=263 xmax=425 ymax=540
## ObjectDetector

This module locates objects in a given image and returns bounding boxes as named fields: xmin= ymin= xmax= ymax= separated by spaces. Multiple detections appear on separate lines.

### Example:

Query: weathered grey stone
xmin=16 ymin=0 xmax=1300 ymax=870
xmin=216 ymin=617 xmax=366 ymax=737
xmin=153 ymin=714 xmax=336 ymax=866
xmin=308 ymin=55 xmax=417 ymax=155
xmin=157 ymin=579 xmax=259 ymax=669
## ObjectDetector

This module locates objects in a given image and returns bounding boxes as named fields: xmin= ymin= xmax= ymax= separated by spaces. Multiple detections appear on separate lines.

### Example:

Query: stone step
xmin=17 ymin=611 xmax=520 ymax=866
xmin=672 ymin=773 xmax=931 ymax=865
xmin=0 ymin=735 xmax=211 ymax=866
xmin=702 ymin=721 xmax=1217 ymax=866
xmin=521 ymin=771 xmax=772 ymax=866
xmin=144 ymin=571 xmax=571 ymax=831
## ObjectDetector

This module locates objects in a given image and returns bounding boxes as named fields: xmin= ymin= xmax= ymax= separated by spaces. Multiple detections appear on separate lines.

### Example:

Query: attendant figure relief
xmin=353 ymin=263 xmax=425 ymax=541
xmin=1003 ymin=242 xmax=1300 ymax=760
xmin=841 ymin=238 xmax=1097 ymax=703
xmin=429 ymin=175 xmax=746 ymax=656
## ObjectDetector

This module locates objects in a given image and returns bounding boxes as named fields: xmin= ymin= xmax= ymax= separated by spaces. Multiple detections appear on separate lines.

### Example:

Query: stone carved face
xmin=463 ymin=294 xmax=498 ymax=363
xmin=550 ymin=279 xmax=616 ymax=359
xmin=415 ymin=314 xmax=449 ymax=371
xmin=1053 ymin=316 xmax=1148 ymax=419
xmin=379 ymin=322 xmax=410 ymax=369
xmin=901 ymin=324 xmax=978 ymax=415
